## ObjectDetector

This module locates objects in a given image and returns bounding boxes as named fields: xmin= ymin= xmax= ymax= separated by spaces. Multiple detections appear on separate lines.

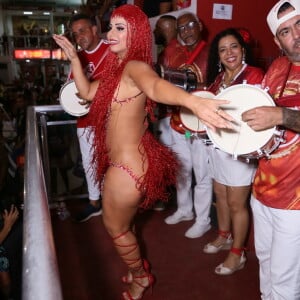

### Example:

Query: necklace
xmin=219 ymin=63 xmax=247 ymax=91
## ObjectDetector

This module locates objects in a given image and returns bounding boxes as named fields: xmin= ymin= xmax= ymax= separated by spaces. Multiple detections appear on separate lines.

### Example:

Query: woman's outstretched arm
xmin=126 ymin=60 xmax=233 ymax=130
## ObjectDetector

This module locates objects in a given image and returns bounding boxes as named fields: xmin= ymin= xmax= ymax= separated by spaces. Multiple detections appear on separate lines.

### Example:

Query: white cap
xmin=267 ymin=0 xmax=300 ymax=35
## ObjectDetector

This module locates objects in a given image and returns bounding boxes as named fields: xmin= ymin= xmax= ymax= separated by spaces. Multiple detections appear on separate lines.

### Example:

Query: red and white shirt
xmin=68 ymin=40 xmax=109 ymax=128
xmin=253 ymin=56 xmax=300 ymax=210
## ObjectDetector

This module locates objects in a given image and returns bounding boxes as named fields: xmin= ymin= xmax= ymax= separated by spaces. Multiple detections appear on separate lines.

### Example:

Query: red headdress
xmin=87 ymin=4 xmax=155 ymax=185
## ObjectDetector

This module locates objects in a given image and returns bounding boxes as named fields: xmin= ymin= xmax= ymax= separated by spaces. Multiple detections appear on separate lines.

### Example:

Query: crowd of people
xmin=0 ymin=57 xmax=71 ymax=299
xmin=1 ymin=0 xmax=300 ymax=299
xmin=0 ymin=87 xmax=28 ymax=299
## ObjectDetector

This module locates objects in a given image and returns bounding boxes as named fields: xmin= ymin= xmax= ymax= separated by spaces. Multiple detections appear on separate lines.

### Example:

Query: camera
xmin=155 ymin=64 xmax=197 ymax=92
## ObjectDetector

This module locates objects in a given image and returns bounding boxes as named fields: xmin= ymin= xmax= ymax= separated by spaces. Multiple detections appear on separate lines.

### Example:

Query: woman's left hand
xmin=76 ymin=93 xmax=92 ymax=107
xmin=190 ymin=96 xmax=234 ymax=131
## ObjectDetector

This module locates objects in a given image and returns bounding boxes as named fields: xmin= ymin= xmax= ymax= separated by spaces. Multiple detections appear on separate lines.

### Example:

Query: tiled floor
xmin=52 ymin=199 xmax=261 ymax=300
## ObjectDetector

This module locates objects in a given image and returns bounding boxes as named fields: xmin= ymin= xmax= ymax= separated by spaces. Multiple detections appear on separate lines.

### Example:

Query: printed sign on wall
xmin=213 ymin=3 xmax=233 ymax=20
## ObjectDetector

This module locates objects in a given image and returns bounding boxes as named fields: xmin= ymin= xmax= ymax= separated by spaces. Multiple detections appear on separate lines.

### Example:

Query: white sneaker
xmin=164 ymin=211 xmax=194 ymax=225
xmin=185 ymin=223 xmax=211 ymax=239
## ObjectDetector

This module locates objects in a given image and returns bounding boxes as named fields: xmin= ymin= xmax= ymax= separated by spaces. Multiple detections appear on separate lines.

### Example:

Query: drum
xmin=179 ymin=90 xmax=215 ymax=136
xmin=155 ymin=64 xmax=197 ymax=92
xmin=59 ymin=80 xmax=89 ymax=117
xmin=206 ymin=84 xmax=283 ymax=159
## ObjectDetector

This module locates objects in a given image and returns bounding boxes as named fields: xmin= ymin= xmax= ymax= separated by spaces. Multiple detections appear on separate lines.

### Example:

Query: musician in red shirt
xmin=68 ymin=14 xmax=109 ymax=222
xmin=163 ymin=13 xmax=213 ymax=239
xmin=242 ymin=1 xmax=300 ymax=298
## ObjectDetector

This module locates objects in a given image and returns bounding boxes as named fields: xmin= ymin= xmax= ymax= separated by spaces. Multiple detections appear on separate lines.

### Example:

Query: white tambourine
xmin=179 ymin=90 xmax=215 ymax=135
xmin=59 ymin=80 xmax=89 ymax=117
xmin=206 ymin=84 xmax=282 ymax=159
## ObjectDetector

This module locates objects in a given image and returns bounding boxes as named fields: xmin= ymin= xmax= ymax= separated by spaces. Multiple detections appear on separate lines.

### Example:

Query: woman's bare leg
xmin=221 ymin=185 xmax=250 ymax=269
xmin=210 ymin=181 xmax=231 ymax=247
xmin=102 ymin=166 xmax=152 ymax=299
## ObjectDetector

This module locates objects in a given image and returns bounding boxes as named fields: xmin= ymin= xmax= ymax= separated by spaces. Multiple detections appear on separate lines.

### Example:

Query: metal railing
xmin=23 ymin=105 xmax=66 ymax=300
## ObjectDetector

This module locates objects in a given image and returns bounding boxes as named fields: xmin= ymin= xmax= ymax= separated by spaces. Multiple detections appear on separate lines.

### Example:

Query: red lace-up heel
xmin=122 ymin=259 xmax=150 ymax=284
xmin=122 ymin=269 xmax=154 ymax=300
xmin=203 ymin=230 xmax=233 ymax=254
xmin=112 ymin=230 xmax=154 ymax=299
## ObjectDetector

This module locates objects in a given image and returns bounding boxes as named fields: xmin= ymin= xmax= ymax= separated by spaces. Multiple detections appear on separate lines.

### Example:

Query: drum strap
xmin=186 ymin=40 xmax=207 ymax=65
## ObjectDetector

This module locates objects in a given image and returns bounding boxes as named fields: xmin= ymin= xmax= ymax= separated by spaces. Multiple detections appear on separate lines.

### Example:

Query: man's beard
xmin=283 ymin=40 xmax=300 ymax=63
xmin=284 ymin=50 xmax=300 ymax=63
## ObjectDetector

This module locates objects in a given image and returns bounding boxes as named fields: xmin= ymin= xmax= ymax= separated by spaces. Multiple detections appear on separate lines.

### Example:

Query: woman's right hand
xmin=53 ymin=34 xmax=78 ymax=61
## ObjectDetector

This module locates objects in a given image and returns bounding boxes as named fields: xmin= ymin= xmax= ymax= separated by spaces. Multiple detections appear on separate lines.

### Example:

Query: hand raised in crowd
xmin=3 ymin=205 xmax=19 ymax=231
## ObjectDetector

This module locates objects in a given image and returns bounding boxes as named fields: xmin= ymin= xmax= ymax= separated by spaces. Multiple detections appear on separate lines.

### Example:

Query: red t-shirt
xmin=163 ymin=41 xmax=209 ymax=134
xmin=253 ymin=56 xmax=300 ymax=210
xmin=68 ymin=40 xmax=109 ymax=128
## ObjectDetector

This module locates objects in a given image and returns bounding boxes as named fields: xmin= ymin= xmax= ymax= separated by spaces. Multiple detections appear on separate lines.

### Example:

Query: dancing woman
xmin=53 ymin=4 xmax=232 ymax=299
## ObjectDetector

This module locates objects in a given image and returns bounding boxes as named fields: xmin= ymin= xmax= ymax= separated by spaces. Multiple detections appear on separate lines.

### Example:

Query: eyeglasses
xmin=178 ymin=21 xmax=197 ymax=34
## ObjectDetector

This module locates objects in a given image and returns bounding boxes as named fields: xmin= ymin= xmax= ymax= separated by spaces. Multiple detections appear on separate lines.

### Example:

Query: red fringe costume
xmin=86 ymin=5 xmax=178 ymax=209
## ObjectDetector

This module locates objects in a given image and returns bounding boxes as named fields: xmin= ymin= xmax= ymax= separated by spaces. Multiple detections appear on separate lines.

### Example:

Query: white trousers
xmin=171 ymin=130 xmax=213 ymax=226
xmin=251 ymin=196 xmax=300 ymax=300
xmin=157 ymin=116 xmax=173 ymax=147
xmin=77 ymin=127 xmax=100 ymax=201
